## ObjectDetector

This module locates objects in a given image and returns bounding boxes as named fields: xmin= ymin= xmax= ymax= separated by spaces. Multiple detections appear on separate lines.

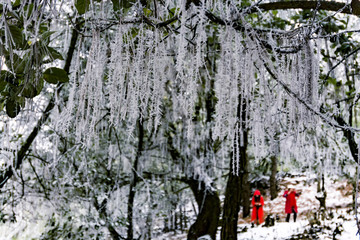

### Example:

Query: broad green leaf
xmin=13 ymin=0 xmax=21 ymax=7
xmin=143 ymin=7 xmax=152 ymax=16
xmin=17 ymin=96 xmax=25 ymax=108
xmin=327 ymin=77 xmax=336 ymax=86
xmin=5 ymin=54 xmax=26 ymax=74
xmin=75 ymin=0 xmax=91 ymax=15
xmin=0 ymin=81 xmax=7 ymax=92
xmin=121 ymin=0 xmax=135 ymax=9
xmin=36 ymin=78 xmax=44 ymax=95
xmin=21 ymin=83 xmax=37 ymax=98
xmin=41 ymin=31 xmax=55 ymax=40
xmin=8 ymin=25 xmax=25 ymax=48
xmin=21 ymin=78 xmax=43 ymax=98
xmin=47 ymin=47 xmax=64 ymax=60
xmin=43 ymin=67 xmax=69 ymax=84
xmin=0 ymin=70 xmax=15 ymax=85
xmin=112 ymin=0 xmax=135 ymax=10
xmin=39 ymin=22 xmax=49 ymax=33
xmin=0 ymin=99 xmax=5 ymax=112
xmin=24 ymin=4 xmax=34 ymax=20
xmin=5 ymin=99 xmax=20 ymax=118
xmin=111 ymin=0 xmax=121 ymax=12
xmin=0 ymin=71 xmax=9 ymax=92
xmin=41 ymin=31 xmax=56 ymax=45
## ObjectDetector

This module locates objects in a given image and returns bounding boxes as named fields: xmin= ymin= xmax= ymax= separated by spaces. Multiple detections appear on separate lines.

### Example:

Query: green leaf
xmin=327 ymin=77 xmax=337 ymax=86
xmin=346 ymin=88 xmax=355 ymax=97
xmin=143 ymin=7 xmax=152 ymax=16
xmin=13 ymin=0 xmax=21 ymax=7
xmin=0 ymin=70 xmax=15 ymax=85
xmin=8 ymin=25 xmax=25 ymax=48
xmin=0 ymin=81 xmax=7 ymax=93
xmin=0 ymin=71 xmax=9 ymax=92
xmin=0 ymin=99 xmax=5 ymax=112
xmin=21 ymin=78 xmax=43 ymax=98
xmin=111 ymin=0 xmax=121 ymax=12
xmin=5 ymin=54 xmax=26 ymax=74
xmin=21 ymin=84 xmax=37 ymax=98
xmin=112 ymin=0 xmax=135 ymax=10
xmin=36 ymin=78 xmax=44 ymax=95
xmin=43 ymin=67 xmax=69 ymax=84
xmin=41 ymin=31 xmax=56 ymax=45
xmin=47 ymin=47 xmax=64 ymax=60
xmin=75 ymin=0 xmax=91 ymax=15
xmin=24 ymin=4 xmax=34 ymax=19
xmin=17 ymin=96 xmax=25 ymax=108
xmin=41 ymin=31 xmax=55 ymax=40
xmin=5 ymin=99 xmax=20 ymax=118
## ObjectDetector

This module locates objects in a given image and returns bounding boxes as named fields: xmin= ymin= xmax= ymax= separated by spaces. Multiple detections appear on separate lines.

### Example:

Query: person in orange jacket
xmin=251 ymin=189 xmax=264 ymax=225
xmin=283 ymin=187 xmax=300 ymax=222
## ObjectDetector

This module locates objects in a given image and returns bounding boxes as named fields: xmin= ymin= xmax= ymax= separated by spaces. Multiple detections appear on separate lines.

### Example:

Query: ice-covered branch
xmin=260 ymin=55 xmax=360 ymax=132
xmin=0 ymin=19 xmax=81 ymax=189
xmin=323 ymin=46 xmax=360 ymax=84
xmin=248 ymin=1 xmax=352 ymax=15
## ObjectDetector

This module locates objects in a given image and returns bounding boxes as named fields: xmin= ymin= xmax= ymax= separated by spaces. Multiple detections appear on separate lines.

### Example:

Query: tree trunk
xmin=270 ymin=155 xmax=278 ymax=200
xmin=94 ymin=198 xmax=123 ymax=240
xmin=221 ymin=152 xmax=249 ymax=239
xmin=316 ymin=169 xmax=327 ymax=210
xmin=186 ymin=179 xmax=220 ymax=240
xmin=220 ymin=167 xmax=241 ymax=240
xmin=239 ymin=102 xmax=250 ymax=218
xmin=127 ymin=118 xmax=144 ymax=240
xmin=241 ymin=163 xmax=250 ymax=218
xmin=221 ymin=97 xmax=249 ymax=240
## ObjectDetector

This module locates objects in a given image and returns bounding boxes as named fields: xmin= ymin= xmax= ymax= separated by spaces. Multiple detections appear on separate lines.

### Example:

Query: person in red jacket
xmin=283 ymin=187 xmax=300 ymax=222
xmin=251 ymin=189 xmax=264 ymax=225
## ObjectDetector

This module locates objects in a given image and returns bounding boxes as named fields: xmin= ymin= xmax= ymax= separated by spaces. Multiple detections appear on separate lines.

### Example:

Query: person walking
xmin=251 ymin=189 xmax=264 ymax=225
xmin=283 ymin=187 xmax=300 ymax=222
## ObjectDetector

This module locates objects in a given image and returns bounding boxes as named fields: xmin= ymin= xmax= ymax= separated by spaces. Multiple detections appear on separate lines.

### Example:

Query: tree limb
xmin=323 ymin=46 xmax=360 ymax=84
xmin=249 ymin=1 xmax=352 ymax=15
xmin=0 ymin=20 xmax=81 ymax=189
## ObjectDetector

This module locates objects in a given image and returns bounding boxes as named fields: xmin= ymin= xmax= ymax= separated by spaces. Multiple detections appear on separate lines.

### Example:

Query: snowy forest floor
xmin=158 ymin=174 xmax=359 ymax=240
xmin=0 ymin=174 xmax=358 ymax=240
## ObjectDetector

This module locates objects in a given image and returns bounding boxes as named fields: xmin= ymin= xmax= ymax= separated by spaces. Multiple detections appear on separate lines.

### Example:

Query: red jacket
xmin=251 ymin=190 xmax=264 ymax=224
xmin=283 ymin=190 xmax=299 ymax=214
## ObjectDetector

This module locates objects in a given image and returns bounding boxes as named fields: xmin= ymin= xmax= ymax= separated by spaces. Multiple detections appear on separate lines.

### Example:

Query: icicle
xmin=75 ymin=30 xmax=106 ymax=145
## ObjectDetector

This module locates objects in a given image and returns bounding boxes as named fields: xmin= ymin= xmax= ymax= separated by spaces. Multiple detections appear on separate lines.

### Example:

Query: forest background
xmin=1 ymin=0 xmax=360 ymax=239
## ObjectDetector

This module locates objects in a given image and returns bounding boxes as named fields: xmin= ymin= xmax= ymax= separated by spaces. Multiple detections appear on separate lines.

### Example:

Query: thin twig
xmin=323 ymin=46 xmax=360 ymax=84
xmin=28 ymin=158 xmax=49 ymax=199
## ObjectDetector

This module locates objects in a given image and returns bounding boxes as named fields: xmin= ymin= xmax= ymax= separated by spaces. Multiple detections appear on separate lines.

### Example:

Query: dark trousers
xmin=286 ymin=212 xmax=297 ymax=222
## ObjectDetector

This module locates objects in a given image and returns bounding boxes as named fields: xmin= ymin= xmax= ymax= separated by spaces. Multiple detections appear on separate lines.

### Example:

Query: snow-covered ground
xmin=234 ymin=219 xmax=358 ymax=240
xmin=0 ymin=174 xmax=359 ymax=240
xmin=156 ymin=174 xmax=360 ymax=240
xmin=237 ymin=174 xmax=359 ymax=240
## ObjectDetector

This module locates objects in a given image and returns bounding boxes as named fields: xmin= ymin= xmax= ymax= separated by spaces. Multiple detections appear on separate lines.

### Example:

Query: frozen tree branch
xmin=0 ymin=19 xmax=81 ymax=189
xmin=28 ymin=158 xmax=49 ymax=199
xmin=204 ymin=10 xmax=304 ymax=53
xmin=258 ymin=52 xmax=360 ymax=132
xmin=316 ymin=30 xmax=360 ymax=39
xmin=248 ymin=1 xmax=352 ymax=15
xmin=323 ymin=46 xmax=360 ymax=84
